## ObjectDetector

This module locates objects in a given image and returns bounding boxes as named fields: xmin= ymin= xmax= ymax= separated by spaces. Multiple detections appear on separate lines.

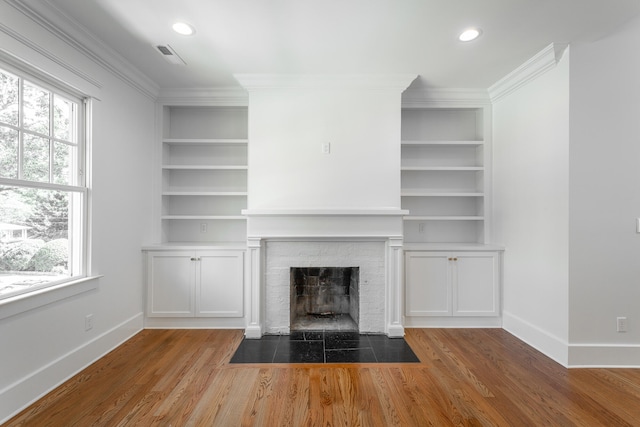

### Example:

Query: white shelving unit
xmin=401 ymin=104 xmax=502 ymax=326
xmin=160 ymin=106 xmax=248 ymax=245
xmin=401 ymin=107 xmax=490 ymax=245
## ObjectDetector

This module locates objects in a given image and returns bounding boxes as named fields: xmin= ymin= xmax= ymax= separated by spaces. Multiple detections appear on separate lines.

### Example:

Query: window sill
xmin=0 ymin=276 xmax=102 ymax=321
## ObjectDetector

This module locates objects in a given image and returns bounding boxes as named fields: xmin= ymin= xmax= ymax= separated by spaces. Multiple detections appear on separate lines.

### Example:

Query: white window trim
xmin=0 ymin=275 xmax=101 ymax=320
xmin=0 ymin=59 xmax=93 ymax=311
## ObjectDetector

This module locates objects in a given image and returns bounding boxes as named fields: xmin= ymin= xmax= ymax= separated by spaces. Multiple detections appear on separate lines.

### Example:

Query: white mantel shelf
xmin=241 ymin=209 xmax=409 ymax=216
xmin=242 ymin=208 xmax=408 ymax=241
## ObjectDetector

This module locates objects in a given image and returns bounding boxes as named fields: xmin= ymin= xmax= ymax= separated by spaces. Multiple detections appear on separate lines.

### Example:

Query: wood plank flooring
xmin=5 ymin=328 xmax=640 ymax=426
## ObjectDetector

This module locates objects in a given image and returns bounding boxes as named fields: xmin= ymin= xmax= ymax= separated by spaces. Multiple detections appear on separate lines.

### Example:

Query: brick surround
xmin=265 ymin=240 xmax=385 ymax=334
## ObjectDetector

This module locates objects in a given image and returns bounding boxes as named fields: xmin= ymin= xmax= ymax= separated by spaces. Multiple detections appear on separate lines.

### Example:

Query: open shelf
xmin=159 ymin=105 xmax=249 ymax=245
xmin=401 ymin=106 xmax=489 ymax=245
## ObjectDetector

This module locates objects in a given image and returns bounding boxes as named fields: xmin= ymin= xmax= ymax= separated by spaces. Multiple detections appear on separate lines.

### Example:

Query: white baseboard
xmin=502 ymin=311 xmax=568 ymax=367
xmin=244 ymin=325 xmax=263 ymax=339
xmin=0 ymin=312 xmax=143 ymax=424
xmin=404 ymin=316 xmax=502 ymax=328
xmin=144 ymin=317 xmax=246 ymax=329
xmin=386 ymin=324 xmax=405 ymax=338
xmin=568 ymin=343 xmax=640 ymax=368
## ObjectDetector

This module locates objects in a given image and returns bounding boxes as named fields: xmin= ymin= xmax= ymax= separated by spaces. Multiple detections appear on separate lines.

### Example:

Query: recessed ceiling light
xmin=172 ymin=22 xmax=195 ymax=36
xmin=459 ymin=28 xmax=481 ymax=42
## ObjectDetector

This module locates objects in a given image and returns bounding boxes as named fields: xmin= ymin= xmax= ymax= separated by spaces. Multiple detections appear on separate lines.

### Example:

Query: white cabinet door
xmin=405 ymin=252 xmax=451 ymax=316
xmin=197 ymin=251 xmax=244 ymax=317
xmin=147 ymin=251 xmax=195 ymax=317
xmin=405 ymin=250 xmax=500 ymax=317
xmin=453 ymin=252 xmax=499 ymax=316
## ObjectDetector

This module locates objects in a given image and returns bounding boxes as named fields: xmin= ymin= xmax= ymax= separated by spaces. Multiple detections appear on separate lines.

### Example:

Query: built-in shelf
xmin=162 ymin=191 xmax=248 ymax=196
xmin=401 ymin=106 xmax=490 ymax=245
xmin=404 ymin=216 xmax=484 ymax=221
xmin=161 ymin=215 xmax=246 ymax=220
xmin=158 ymin=105 xmax=249 ymax=244
xmin=401 ymin=140 xmax=484 ymax=146
xmin=163 ymin=138 xmax=248 ymax=145
xmin=401 ymin=166 xmax=484 ymax=171
xmin=401 ymin=191 xmax=484 ymax=197
xmin=162 ymin=165 xmax=248 ymax=170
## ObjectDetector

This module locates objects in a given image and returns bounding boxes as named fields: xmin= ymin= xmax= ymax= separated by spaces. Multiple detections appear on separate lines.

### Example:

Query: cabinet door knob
xmin=453 ymin=257 xmax=458 ymax=261
xmin=190 ymin=257 xmax=197 ymax=261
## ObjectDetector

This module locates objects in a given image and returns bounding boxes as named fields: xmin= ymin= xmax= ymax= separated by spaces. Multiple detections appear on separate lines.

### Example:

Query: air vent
xmin=154 ymin=44 xmax=186 ymax=65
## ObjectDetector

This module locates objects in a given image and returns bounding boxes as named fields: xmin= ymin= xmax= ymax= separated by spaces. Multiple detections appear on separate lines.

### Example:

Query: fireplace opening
xmin=290 ymin=267 xmax=359 ymax=331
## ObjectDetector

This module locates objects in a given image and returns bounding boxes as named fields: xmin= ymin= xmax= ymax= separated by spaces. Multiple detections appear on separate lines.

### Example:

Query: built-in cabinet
xmin=404 ymin=250 xmax=500 ymax=317
xmin=145 ymin=103 xmax=248 ymax=324
xmin=401 ymin=104 xmax=502 ymax=325
xmin=146 ymin=250 xmax=244 ymax=317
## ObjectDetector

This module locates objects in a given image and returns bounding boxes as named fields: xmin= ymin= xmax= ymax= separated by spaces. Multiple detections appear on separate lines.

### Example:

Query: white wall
xmin=493 ymin=50 xmax=570 ymax=365
xmin=0 ymin=2 xmax=155 ymax=421
xmin=246 ymin=86 xmax=403 ymax=210
xmin=568 ymin=16 xmax=640 ymax=366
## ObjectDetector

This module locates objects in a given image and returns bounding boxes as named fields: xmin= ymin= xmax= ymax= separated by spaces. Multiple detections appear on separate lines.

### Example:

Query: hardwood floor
xmin=5 ymin=328 xmax=640 ymax=426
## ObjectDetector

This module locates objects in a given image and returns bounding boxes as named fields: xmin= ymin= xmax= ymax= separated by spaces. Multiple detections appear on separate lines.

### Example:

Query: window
xmin=0 ymin=64 xmax=87 ymax=301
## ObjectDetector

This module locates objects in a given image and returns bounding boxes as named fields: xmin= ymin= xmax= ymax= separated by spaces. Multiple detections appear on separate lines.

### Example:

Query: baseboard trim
xmin=144 ymin=317 xmax=246 ymax=329
xmin=502 ymin=311 xmax=568 ymax=367
xmin=386 ymin=324 xmax=405 ymax=338
xmin=404 ymin=316 xmax=502 ymax=328
xmin=0 ymin=312 xmax=143 ymax=424
xmin=568 ymin=343 xmax=640 ymax=368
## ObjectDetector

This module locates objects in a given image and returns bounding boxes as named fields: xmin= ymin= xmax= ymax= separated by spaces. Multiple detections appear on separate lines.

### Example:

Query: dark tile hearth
xmin=230 ymin=331 xmax=420 ymax=364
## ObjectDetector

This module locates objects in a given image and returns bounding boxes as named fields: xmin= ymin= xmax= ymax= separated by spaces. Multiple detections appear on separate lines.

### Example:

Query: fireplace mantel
xmin=242 ymin=208 xmax=408 ymax=216
xmin=243 ymin=208 xmax=406 ymax=339
xmin=242 ymin=208 xmax=408 ymax=240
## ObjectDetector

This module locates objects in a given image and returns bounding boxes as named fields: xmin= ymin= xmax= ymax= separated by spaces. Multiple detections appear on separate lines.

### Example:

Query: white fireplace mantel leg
xmin=245 ymin=237 xmax=263 ymax=339
xmin=386 ymin=237 xmax=405 ymax=338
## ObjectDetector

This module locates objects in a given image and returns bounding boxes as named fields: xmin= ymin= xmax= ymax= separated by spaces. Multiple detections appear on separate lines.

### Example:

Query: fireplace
xmin=235 ymin=74 xmax=415 ymax=339
xmin=290 ymin=267 xmax=360 ymax=331
xmin=244 ymin=226 xmax=405 ymax=338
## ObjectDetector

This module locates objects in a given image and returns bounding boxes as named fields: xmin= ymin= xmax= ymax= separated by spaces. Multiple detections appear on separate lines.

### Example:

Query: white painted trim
xmin=386 ymin=238 xmax=405 ymax=337
xmin=243 ymin=208 xmax=408 ymax=216
xmin=402 ymin=88 xmax=491 ymax=107
xmin=6 ymin=0 xmax=159 ymax=99
xmin=502 ymin=311 xmax=568 ymax=367
xmin=0 ymin=312 xmax=143 ymax=424
xmin=568 ymin=343 xmax=640 ymax=368
xmin=234 ymin=73 xmax=417 ymax=91
xmin=0 ymin=276 xmax=101 ymax=321
xmin=143 ymin=318 xmax=246 ymax=329
xmin=0 ymin=26 xmax=102 ymax=93
xmin=404 ymin=317 xmax=503 ymax=328
xmin=488 ymin=43 xmax=569 ymax=103
xmin=157 ymin=87 xmax=249 ymax=106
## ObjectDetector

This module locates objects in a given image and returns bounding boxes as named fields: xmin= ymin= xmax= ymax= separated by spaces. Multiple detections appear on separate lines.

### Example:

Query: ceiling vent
xmin=154 ymin=44 xmax=186 ymax=65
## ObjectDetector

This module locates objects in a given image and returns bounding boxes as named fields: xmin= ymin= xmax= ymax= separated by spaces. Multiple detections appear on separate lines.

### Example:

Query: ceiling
xmin=46 ymin=0 xmax=640 ymax=91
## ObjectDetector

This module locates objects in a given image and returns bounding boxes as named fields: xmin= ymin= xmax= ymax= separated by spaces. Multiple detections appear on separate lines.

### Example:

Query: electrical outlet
xmin=200 ymin=223 xmax=208 ymax=233
xmin=85 ymin=314 xmax=94 ymax=331
xmin=419 ymin=223 xmax=425 ymax=233
xmin=617 ymin=316 xmax=628 ymax=332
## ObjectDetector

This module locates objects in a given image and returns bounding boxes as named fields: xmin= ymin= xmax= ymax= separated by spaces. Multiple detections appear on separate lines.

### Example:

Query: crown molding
xmin=6 ymin=0 xmax=159 ymax=100
xmin=157 ymin=87 xmax=249 ymax=106
xmin=234 ymin=73 xmax=418 ymax=92
xmin=402 ymin=87 xmax=491 ymax=107
xmin=0 ymin=23 xmax=102 ymax=94
xmin=488 ymin=43 xmax=568 ymax=103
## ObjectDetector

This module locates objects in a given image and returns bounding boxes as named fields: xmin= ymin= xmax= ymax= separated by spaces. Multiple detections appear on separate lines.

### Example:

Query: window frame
xmin=0 ymin=59 xmax=94 ymax=309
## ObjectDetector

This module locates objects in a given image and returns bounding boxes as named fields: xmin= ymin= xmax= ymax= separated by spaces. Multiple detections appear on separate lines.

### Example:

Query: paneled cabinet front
xmin=146 ymin=250 xmax=244 ymax=318
xmin=405 ymin=251 xmax=500 ymax=317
